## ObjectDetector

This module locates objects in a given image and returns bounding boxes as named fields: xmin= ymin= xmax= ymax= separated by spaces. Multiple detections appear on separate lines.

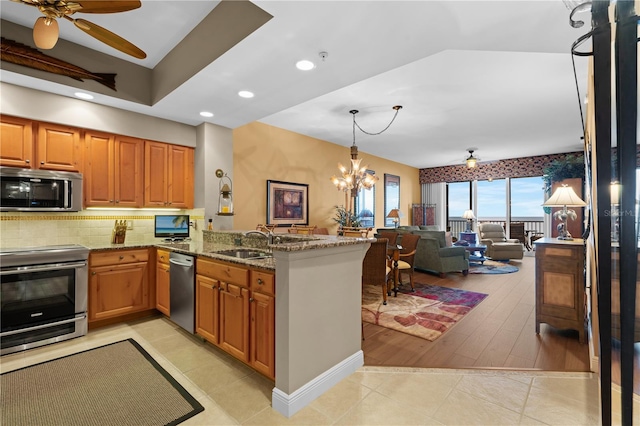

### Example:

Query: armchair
xmin=413 ymin=231 xmax=469 ymax=278
xmin=477 ymin=223 xmax=524 ymax=260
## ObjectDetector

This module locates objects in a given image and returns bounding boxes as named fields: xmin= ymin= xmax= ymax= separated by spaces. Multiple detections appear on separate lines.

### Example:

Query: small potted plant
xmin=333 ymin=205 xmax=361 ymax=235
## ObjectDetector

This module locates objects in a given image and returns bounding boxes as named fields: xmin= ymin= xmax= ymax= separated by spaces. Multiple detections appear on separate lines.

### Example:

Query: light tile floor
xmin=1 ymin=316 xmax=602 ymax=425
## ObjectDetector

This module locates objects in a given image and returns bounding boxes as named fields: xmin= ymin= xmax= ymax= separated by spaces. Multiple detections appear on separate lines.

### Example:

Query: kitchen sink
xmin=214 ymin=249 xmax=272 ymax=259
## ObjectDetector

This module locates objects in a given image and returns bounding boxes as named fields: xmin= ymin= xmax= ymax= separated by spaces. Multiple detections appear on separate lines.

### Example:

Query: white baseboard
xmin=272 ymin=350 xmax=364 ymax=418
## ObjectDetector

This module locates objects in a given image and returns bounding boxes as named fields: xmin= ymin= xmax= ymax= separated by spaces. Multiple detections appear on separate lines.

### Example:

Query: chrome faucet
xmin=244 ymin=230 xmax=276 ymax=245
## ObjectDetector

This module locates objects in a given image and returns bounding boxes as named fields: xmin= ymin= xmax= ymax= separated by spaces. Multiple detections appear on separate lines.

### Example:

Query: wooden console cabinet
xmin=534 ymin=238 xmax=586 ymax=343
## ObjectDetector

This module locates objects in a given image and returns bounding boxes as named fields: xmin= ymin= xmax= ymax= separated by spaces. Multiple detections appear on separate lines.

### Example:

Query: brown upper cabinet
xmin=0 ymin=115 xmax=33 ymax=168
xmin=0 ymin=116 xmax=82 ymax=172
xmin=84 ymin=131 xmax=143 ymax=208
xmin=144 ymin=141 xmax=194 ymax=209
xmin=37 ymin=122 xmax=83 ymax=172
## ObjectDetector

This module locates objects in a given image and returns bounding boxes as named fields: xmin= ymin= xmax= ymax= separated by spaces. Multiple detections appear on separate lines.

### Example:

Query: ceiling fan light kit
xmin=465 ymin=149 xmax=478 ymax=168
xmin=33 ymin=16 xmax=58 ymax=49
xmin=17 ymin=0 xmax=146 ymax=59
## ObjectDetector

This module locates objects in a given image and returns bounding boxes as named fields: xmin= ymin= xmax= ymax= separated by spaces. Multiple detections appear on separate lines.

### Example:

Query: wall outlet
xmin=126 ymin=220 xmax=133 ymax=230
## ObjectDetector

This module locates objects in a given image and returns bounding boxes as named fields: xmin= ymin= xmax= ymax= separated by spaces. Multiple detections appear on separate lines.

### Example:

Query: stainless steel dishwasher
xmin=169 ymin=252 xmax=195 ymax=333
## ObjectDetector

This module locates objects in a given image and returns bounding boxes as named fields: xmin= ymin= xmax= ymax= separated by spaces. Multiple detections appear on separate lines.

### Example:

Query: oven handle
xmin=0 ymin=315 xmax=87 ymax=337
xmin=0 ymin=261 xmax=87 ymax=275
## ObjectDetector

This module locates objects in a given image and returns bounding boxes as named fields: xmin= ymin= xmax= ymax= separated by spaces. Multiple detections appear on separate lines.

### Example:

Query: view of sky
xmin=449 ymin=176 xmax=545 ymax=219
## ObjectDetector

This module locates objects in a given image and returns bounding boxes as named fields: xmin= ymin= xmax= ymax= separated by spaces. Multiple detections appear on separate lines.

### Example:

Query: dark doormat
xmin=1 ymin=338 xmax=204 ymax=426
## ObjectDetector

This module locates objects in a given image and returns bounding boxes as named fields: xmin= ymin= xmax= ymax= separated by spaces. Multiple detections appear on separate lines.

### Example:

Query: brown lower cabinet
xmin=156 ymin=249 xmax=170 ymax=316
xmin=196 ymin=257 xmax=275 ymax=379
xmin=89 ymin=248 xmax=152 ymax=322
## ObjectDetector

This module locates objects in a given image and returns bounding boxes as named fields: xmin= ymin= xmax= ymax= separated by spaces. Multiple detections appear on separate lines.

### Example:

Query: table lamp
xmin=386 ymin=209 xmax=402 ymax=228
xmin=542 ymin=184 xmax=586 ymax=240
xmin=462 ymin=209 xmax=475 ymax=232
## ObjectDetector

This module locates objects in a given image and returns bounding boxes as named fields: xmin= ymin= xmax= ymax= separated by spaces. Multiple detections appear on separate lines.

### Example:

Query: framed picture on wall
xmin=384 ymin=174 xmax=400 ymax=227
xmin=266 ymin=180 xmax=309 ymax=226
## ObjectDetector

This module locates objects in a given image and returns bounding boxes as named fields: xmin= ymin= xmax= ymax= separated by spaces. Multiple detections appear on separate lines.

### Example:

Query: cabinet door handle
xmin=257 ymin=278 xmax=264 ymax=285
xmin=116 ymin=200 xmax=119 ymax=203
xmin=40 ymin=161 xmax=44 ymax=165
xmin=25 ymin=159 xmax=30 ymax=164
xmin=109 ymin=200 xmax=114 ymax=203
xmin=249 ymin=297 xmax=254 ymax=302
xmin=119 ymin=255 xmax=124 ymax=260
xmin=91 ymin=271 xmax=96 ymax=275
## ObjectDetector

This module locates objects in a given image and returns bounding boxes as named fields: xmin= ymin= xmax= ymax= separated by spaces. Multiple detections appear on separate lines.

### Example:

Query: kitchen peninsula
xmin=165 ymin=230 xmax=372 ymax=418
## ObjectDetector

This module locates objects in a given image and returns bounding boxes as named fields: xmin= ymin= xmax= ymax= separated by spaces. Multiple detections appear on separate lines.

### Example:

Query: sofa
xmin=375 ymin=227 xmax=469 ymax=277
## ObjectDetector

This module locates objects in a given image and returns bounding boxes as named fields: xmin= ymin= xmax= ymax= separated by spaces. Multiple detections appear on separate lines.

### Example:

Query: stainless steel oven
xmin=0 ymin=245 xmax=89 ymax=355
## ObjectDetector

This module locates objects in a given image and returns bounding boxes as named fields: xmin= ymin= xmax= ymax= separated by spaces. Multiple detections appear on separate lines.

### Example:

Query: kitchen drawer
xmin=156 ymin=249 xmax=170 ymax=265
xmin=90 ymin=249 xmax=149 ymax=267
xmin=250 ymin=270 xmax=274 ymax=296
xmin=197 ymin=258 xmax=248 ymax=286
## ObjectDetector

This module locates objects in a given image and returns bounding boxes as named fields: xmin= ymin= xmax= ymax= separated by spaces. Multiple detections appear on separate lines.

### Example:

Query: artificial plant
xmin=332 ymin=205 xmax=361 ymax=228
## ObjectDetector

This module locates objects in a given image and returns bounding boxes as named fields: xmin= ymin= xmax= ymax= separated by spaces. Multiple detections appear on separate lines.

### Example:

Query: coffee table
xmin=462 ymin=243 xmax=487 ymax=264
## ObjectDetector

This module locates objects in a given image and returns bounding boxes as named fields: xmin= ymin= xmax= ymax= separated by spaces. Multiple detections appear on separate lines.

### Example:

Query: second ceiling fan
xmin=12 ymin=0 xmax=146 ymax=59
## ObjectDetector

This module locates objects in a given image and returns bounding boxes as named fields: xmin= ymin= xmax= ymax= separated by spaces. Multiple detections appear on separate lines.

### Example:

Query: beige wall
xmin=232 ymin=122 xmax=420 ymax=233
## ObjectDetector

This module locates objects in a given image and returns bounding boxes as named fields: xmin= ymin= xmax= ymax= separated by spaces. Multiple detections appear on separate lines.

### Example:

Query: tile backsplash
xmin=0 ymin=208 xmax=205 ymax=249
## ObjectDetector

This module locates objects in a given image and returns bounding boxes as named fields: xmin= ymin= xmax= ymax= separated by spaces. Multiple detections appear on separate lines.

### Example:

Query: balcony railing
xmin=448 ymin=217 xmax=544 ymax=240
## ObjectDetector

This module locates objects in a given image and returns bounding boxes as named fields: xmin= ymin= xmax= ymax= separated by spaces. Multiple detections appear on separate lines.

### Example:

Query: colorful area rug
xmin=469 ymin=259 xmax=519 ymax=274
xmin=362 ymin=283 xmax=488 ymax=341
xmin=1 ymin=339 xmax=204 ymax=426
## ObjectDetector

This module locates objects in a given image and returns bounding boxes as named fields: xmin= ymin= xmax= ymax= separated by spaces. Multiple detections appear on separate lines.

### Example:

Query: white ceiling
xmin=0 ymin=0 xmax=593 ymax=168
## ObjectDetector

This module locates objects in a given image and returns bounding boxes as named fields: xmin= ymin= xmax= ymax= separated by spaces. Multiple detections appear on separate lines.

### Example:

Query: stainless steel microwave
xmin=0 ymin=167 xmax=83 ymax=212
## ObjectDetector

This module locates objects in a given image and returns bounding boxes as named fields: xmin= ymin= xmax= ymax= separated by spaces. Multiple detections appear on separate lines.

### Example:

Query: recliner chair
xmin=478 ymin=223 xmax=524 ymax=260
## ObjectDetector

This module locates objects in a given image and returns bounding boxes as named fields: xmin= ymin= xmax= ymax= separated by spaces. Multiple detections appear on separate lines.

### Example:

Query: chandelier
xmin=330 ymin=106 xmax=402 ymax=224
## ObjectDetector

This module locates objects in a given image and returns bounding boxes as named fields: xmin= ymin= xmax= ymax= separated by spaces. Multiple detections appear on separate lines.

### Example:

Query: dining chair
xmin=362 ymin=237 xmax=392 ymax=305
xmin=377 ymin=231 xmax=398 ymax=246
xmin=396 ymin=233 xmax=420 ymax=292
xmin=342 ymin=226 xmax=373 ymax=237
xmin=288 ymin=225 xmax=317 ymax=234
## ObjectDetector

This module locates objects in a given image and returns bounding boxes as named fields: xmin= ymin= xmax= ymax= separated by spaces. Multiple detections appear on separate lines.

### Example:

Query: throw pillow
xmin=445 ymin=231 xmax=453 ymax=247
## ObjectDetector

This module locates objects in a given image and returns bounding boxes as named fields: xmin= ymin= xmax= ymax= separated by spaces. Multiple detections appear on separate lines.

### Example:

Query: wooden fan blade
xmin=72 ymin=18 xmax=146 ymax=59
xmin=71 ymin=1 xmax=141 ymax=14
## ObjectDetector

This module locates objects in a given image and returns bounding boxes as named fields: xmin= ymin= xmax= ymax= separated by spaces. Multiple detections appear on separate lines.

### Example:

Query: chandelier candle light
xmin=542 ymin=184 xmax=586 ymax=240
xmin=331 ymin=106 xmax=402 ymax=226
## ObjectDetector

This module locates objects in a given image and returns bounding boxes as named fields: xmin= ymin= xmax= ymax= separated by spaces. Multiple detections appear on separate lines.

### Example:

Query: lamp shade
xmin=542 ymin=184 xmax=586 ymax=207
xmin=386 ymin=209 xmax=401 ymax=219
xmin=610 ymin=181 xmax=621 ymax=204
xmin=33 ymin=17 xmax=59 ymax=49
xmin=462 ymin=209 xmax=475 ymax=219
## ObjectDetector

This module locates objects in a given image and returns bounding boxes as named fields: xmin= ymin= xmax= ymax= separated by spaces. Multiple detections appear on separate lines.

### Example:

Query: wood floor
xmin=362 ymin=253 xmax=592 ymax=372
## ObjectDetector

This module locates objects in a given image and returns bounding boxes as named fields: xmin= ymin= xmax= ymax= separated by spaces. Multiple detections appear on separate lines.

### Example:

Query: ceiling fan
xmin=11 ymin=0 xmax=146 ymax=59
xmin=464 ymin=149 xmax=480 ymax=168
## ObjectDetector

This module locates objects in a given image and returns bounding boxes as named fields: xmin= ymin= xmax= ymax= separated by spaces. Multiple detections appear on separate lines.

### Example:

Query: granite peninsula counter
xmin=85 ymin=231 xmax=371 ymax=273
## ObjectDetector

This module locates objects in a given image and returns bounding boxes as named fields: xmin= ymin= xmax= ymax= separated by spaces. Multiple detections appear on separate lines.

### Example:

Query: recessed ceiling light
xmin=238 ymin=90 xmax=254 ymax=98
xmin=74 ymin=92 xmax=93 ymax=100
xmin=296 ymin=60 xmax=315 ymax=71
xmin=200 ymin=111 xmax=214 ymax=117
